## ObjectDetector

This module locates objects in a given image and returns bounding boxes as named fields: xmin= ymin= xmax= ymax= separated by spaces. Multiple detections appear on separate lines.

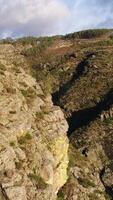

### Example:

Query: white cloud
xmin=0 ymin=0 xmax=70 ymax=38
xmin=0 ymin=0 xmax=113 ymax=38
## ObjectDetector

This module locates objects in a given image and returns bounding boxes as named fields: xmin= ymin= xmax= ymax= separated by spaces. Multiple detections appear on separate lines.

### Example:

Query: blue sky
xmin=0 ymin=0 xmax=113 ymax=38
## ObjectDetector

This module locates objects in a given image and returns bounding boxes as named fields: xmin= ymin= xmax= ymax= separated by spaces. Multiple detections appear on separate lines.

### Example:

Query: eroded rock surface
xmin=0 ymin=44 xmax=69 ymax=200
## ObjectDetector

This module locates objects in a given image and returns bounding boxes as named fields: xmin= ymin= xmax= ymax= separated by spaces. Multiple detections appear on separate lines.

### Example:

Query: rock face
xmin=0 ymin=44 xmax=69 ymax=200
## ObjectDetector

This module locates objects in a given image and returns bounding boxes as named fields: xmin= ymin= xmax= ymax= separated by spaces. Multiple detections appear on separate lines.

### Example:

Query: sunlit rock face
xmin=0 ymin=44 xmax=69 ymax=200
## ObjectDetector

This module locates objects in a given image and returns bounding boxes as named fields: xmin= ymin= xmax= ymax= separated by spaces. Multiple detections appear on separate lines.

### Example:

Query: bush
xmin=78 ymin=177 xmax=96 ymax=188
xmin=28 ymin=173 xmax=48 ymax=189
xmin=18 ymin=132 xmax=32 ymax=144
xmin=104 ymin=117 xmax=113 ymax=125
xmin=57 ymin=191 xmax=65 ymax=200
xmin=21 ymin=88 xmax=36 ymax=98
xmin=0 ymin=37 xmax=14 ymax=44
xmin=88 ymin=193 xmax=99 ymax=200
xmin=15 ymin=36 xmax=38 ymax=46
xmin=42 ymin=75 xmax=53 ymax=95
xmin=10 ymin=141 xmax=15 ymax=147
xmin=65 ymin=29 xmax=111 ymax=39
xmin=31 ymin=68 xmax=54 ymax=95
xmin=15 ymin=161 xmax=22 ymax=170
xmin=21 ymin=36 xmax=55 ymax=57
xmin=0 ymin=63 xmax=6 ymax=71
xmin=96 ymin=39 xmax=113 ymax=46
xmin=35 ymin=106 xmax=50 ymax=121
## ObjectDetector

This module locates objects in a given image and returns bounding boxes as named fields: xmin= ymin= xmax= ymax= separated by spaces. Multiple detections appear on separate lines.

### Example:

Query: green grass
xmin=16 ymin=36 xmax=38 ymax=46
xmin=16 ymin=35 xmax=59 ymax=46
xmin=104 ymin=117 xmax=113 ymax=125
xmin=31 ymin=69 xmax=54 ymax=94
xmin=78 ymin=177 xmax=96 ymax=188
xmin=68 ymin=144 xmax=87 ymax=170
xmin=35 ymin=111 xmax=45 ymax=121
xmin=88 ymin=193 xmax=99 ymax=200
xmin=96 ymin=39 xmax=113 ymax=46
xmin=35 ymin=106 xmax=50 ymax=121
xmin=18 ymin=132 xmax=32 ymax=144
xmin=21 ymin=88 xmax=36 ymax=98
xmin=57 ymin=191 xmax=65 ymax=200
xmin=28 ymin=173 xmax=48 ymax=189
xmin=10 ymin=141 xmax=15 ymax=147
xmin=21 ymin=88 xmax=37 ymax=105
xmin=42 ymin=74 xmax=53 ymax=95
xmin=0 ymin=63 xmax=6 ymax=71
xmin=21 ymin=36 xmax=55 ymax=57
xmin=15 ymin=161 xmax=22 ymax=170
xmin=21 ymin=89 xmax=28 ymax=97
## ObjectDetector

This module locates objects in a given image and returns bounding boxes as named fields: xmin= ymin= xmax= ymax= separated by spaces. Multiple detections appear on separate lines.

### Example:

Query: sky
xmin=0 ymin=0 xmax=113 ymax=38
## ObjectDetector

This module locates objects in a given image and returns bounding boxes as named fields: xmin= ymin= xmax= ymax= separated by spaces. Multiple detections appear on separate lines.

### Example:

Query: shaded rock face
xmin=0 ymin=44 xmax=69 ymax=200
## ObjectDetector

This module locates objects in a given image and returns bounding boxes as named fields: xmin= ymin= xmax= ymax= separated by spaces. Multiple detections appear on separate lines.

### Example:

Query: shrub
xmin=18 ymin=132 xmax=32 ymax=144
xmin=78 ymin=177 xmax=96 ymax=188
xmin=57 ymin=191 xmax=65 ymax=200
xmin=35 ymin=106 xmax=50 ymax=121
xmin=15 ymin=36 xmax=38 ymax=46
xmin=32 ymin=69 xmax=54 ymax=95
xmin=6 ymin=87 xmax=16 ymax=94
xmin=0 ymin=37 xmax=14 ymax=44
xmin=21 ymin=88 xmax=36 ymax=98
xmin=15 ymin=161 xmax=22 ymax=170
xmin=28 ymin=173 xmax=48 ymax=189
xmin=35 ymin=111 xmax=45 ymax=121
xmin=42 ymin=74 xmax=53 ymax=95
xmin=88 ymin=193 xmax=99 ymax=200
xmin=10 ymin=141 xmax=15 ymax=147
xmin=96 ymin=39 xmax=113 ymax=46
xmin=65 ymin=29 xmax=111 ymax=39
xmin=104 ymin=117 xmax=113 ymax=125
xmin=21 ymin=36 xmax=55 ymax=57
xmin=0 ymin=63 xmax=6 ymax=71
xmin=68 ymin=144 xmax=87 ymax=171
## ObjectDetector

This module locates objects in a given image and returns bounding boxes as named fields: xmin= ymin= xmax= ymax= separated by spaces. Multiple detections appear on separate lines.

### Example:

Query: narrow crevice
xmin=0 ymin=184 xmax=10 ymax=200
xmin=67 ymin=88 xmax=113 ymax=136
xmin=52 ymin=53 xmax=93 ymax=105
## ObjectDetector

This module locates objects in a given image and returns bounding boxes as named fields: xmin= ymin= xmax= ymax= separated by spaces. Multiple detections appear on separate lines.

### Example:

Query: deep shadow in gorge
xmin=51 ymin=51 xmax=113 ymax=200
xmin=51 ymin=52 xmax=113 ymax=136
xmin=52 ymin=53 xmax=93 ymax=105
xmin=67 ymin=88 xmax=113 ymax=136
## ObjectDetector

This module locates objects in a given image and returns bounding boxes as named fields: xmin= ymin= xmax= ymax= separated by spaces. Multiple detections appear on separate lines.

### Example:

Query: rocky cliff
xmin=0 ymin=29 xmax=113 ymax=200
xmin=0 ymin=44 xmax=69 ymax=200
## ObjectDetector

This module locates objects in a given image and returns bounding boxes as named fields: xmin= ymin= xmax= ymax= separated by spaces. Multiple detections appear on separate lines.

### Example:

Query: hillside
xmin=0 ymin=29 xmax=113 ymax=200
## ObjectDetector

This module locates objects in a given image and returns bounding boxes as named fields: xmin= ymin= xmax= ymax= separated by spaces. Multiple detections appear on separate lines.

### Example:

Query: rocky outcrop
xmin=0 ymin=44 xmax=69 ymax=200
